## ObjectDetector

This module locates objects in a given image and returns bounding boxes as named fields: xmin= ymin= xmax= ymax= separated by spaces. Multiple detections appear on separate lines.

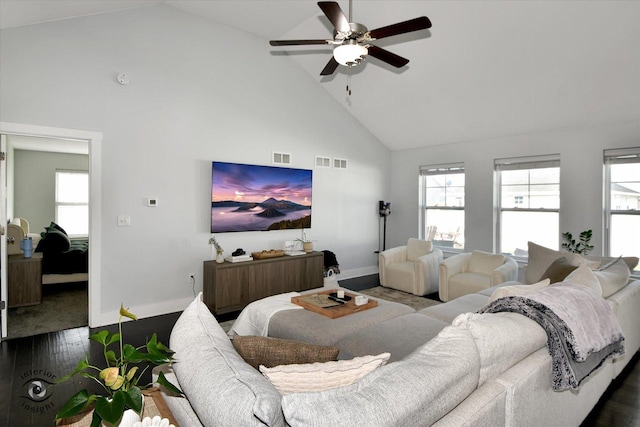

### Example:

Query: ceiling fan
xmin=269 ymin=1 xmax=432 ymax=76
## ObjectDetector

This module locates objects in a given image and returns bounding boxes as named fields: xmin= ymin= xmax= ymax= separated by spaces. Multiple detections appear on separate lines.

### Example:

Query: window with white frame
xmin=604 ymin=147 xmax=640 ymax=273
xmin=419 ymin=163 xmax=465 ymax=249
xmin=55 ymin=170 xmax=89 ymax=236
xmin=495 ymin=155 xmax=560 ymax=255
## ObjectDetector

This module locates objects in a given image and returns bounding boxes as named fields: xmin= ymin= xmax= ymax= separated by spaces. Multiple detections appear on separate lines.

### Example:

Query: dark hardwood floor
xmin=1 ymin=277 xmax=638 ymax=426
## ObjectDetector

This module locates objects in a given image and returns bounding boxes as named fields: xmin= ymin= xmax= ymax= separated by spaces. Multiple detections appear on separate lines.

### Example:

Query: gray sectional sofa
xmin=154 ymin=263 xmax=640 ymax=427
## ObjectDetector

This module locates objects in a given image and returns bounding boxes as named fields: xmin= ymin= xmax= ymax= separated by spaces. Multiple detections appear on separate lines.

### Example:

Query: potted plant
xmin=209 ymin=235 xmax=224 ymax=263
xmin=561 ymin=229 xmax=594 ymax=255
xmin=297 ymin=231 xmax=313 ymax=253
xmin=55 ymin=305 xmax=183 ymax=427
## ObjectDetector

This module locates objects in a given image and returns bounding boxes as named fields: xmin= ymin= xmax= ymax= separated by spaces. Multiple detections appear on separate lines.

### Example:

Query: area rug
xmin=219 ymin=286 xmax=441 ymax=333
xmin=7 ymin=283 xmax=88 ymax=339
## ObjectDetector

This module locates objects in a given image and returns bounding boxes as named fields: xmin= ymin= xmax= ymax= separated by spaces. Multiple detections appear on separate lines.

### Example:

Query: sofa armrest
xmin=439 ymin=253 xmax=472 ymax=301
xmin=414 ymin=248 xmax=443 ymax=295
xmin=379 ymin=246 xmax=408 ymax=288
xmin=492 ymin=257 xmax=518 ymax=286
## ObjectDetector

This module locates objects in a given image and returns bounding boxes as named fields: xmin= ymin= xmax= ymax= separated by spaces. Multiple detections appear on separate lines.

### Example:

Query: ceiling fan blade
xmin=368 ymin=16 xmax=432 ymax=40
xmin=320 ymin=57 xmax=339 ymax=75
xmin=368 ymin=45 xmax=410 ymax=68
xmin=318 ymin=1 xmax=350 ymax=33
xmin=270 ymin=39 xmax=332 ymax=46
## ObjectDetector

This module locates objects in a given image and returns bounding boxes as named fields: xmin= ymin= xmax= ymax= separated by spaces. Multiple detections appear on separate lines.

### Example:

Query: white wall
xmin=0 ymin=5 xmax=390 ymax=324
xmin=13 ymin=149 xmax=89 ymax=233
xmin=389 ymin=120 xmax=640 ymax=255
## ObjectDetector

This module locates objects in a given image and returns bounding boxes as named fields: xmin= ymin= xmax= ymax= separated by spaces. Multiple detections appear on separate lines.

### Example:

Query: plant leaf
xmin=123 ymin=344 xmax=148 ymax=363
xmin=56 ymin=357 xmax=90 ymax=383
xmin=124 ymin=386 xmax=144 ymax=414
xmin=95 ymin=392 xmax=125 ymax=425
xmin=55 ymin=390 xmax=90 ymax=419
xmin=105 ymin=350 xmax=117 ymax=366
xmin=89 ymin=410 xmax=101 ymax=427
xmin=156 ymin=371 xmax=184 ymax=397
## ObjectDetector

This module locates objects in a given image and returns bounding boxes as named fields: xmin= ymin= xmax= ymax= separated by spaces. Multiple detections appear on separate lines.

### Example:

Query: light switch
xmin=117 ymin=215 xmax=131 ymax=226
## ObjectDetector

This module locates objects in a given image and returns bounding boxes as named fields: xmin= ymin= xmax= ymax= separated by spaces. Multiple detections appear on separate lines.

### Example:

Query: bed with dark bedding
xmin=35 ymin=222 xmax=88 ymax=284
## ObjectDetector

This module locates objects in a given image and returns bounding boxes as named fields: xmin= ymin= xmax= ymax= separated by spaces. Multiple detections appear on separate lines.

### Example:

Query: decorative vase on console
xmin=209 ymin=236 xmax=224 ymax=262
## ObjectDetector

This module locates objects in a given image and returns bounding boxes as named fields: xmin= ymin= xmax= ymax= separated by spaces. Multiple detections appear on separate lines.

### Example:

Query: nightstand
xmin=8 ymin=253 xmax=42 ymax=308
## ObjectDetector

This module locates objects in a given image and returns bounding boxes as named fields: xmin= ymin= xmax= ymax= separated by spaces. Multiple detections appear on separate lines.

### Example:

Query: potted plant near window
xmin=561 ymin=229 xmax=594 ymax=255
xmin=55 ymin=305 xmax=183 ymax=427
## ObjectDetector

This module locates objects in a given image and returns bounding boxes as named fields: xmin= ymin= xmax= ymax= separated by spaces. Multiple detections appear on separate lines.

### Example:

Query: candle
xmin=337 ymin=290 xmax=345 ymax=299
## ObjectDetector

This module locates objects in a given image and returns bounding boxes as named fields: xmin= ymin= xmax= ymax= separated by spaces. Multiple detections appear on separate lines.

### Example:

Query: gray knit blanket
xmin=479 ymin=283 xmax=625 ymax=391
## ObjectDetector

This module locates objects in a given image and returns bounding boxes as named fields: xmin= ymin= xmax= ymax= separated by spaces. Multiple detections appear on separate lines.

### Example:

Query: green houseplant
xmin=561 ymin=229 xmax=594 ymax=255
xmin=55 ymin=305 xmax=183 ymax=426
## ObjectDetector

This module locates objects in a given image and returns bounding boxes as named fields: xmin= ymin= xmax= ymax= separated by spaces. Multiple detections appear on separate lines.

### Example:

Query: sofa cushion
xmin=335 ymin=313 xmax=448 ymax=362
xmin=563 ymin=263 xmax=603 ymax=296
xmin=407 ymin=238 xmax=432 ymax=261
xmin=259 ymin=353 xmax=390 ymax=395
xmin=587 ymin=255 xmax=639 ymax=273
xmin=488 ymin=279 xmax=551 ymax=303
xmin=469 ymin=250 xmax=505 ymax=275
xmin=447 ymin=272 xmax=492 ymax=299
xmin=540 ymin=257 xmax=578 ymax=283
xmin=232 ymin=334 xmax=339 ymax=370
xmin=525 ymin=242 xmax=583 ymax=284
xmin=281 ymin=326 xmax=480 ymax=427
xmin=452 ymin=312 xmax=547 ymax=385
xmin=418 ymin=294 xmax=489 ymax=324
xmin=593 ymin=257 xmax=631 ymax=298
xmin=170 ymin=293 xmax=285 ymax=427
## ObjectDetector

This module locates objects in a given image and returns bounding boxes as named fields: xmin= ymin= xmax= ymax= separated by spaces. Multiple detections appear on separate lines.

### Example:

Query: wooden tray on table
xmin=291 ymin=290 xmax=377 ymax=319
xmin=251 ymin=250 xmax=285 ymax=259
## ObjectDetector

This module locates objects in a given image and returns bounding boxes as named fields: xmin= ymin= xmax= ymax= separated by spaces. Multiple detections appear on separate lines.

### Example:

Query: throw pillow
xmin=468 ymin=250 xmax=505 ymax=275
xmin=563 ymin=263 xmax=602 ymax=297
xmin=259 ymin=353 xmax=390 ymax=395
xmin=232 ymin=334 xmax=339 ymax=370
xmin=539 ymin=257 xmax=578 ymax=283
xmin=525 ymin=242 xmax=583 ymax=284
xmin=36 ymin=228 xmax=70 ymax=253
xmin=593 ymin=257 xmax=631 ymax=298
xmin=48 ymin=221 xmax=68 ymax=236
xmin=407 ymin=238 xmax=432 ymax=261
xmin=488 ymin=279 xmax=551 ymax=303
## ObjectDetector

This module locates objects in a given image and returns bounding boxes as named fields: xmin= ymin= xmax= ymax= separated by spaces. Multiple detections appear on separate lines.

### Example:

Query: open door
xmin=1 ymin=134 xmax=8 ymax=339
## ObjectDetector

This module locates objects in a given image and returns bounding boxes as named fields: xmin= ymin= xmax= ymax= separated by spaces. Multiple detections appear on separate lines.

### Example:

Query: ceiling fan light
xmin=333 ymin=43 xmax=368 ymax=66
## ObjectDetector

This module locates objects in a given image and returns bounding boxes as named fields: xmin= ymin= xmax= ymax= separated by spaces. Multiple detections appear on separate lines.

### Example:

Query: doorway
xmin=0 ymin=122 xmax=102 ymax=340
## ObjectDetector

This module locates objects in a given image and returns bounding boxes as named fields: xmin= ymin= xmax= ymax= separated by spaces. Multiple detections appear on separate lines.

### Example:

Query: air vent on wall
xmin=273 ymin=152 xmax=291 ymax=165
xmin=333 ymin=158 xmax=348 ymax=169
xmin=315 ymin=156 xmax=331 ymax=168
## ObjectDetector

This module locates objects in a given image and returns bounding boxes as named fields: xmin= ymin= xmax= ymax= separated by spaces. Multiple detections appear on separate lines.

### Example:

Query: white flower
xmin=133 ymin=416 xmax=174 ymax=427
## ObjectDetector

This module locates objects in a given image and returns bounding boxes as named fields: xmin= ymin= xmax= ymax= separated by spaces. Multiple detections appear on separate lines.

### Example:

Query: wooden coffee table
xmin=291 ymin=289 xmax=378 ymax=319
xmin=56 ymin=388 xmax=178 ymax=427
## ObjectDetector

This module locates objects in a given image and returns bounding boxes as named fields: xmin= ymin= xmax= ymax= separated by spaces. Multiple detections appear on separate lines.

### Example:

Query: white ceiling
xmin=1 ymin=0 xmax=639 ymax=152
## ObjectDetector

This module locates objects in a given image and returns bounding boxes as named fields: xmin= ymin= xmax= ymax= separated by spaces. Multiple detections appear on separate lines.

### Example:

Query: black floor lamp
xmin=379 ymin=201 xmax=391 ymax=252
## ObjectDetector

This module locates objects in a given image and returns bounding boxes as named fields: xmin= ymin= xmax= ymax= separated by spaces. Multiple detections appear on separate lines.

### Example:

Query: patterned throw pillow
xmin=260 ymin=353 xmax=390 ymax=395
xmin=232 ymin=335 xmax=339 ymax=370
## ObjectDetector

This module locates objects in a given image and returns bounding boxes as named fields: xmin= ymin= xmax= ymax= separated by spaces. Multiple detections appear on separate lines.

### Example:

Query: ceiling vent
xmin=273 ymin=152 xmax=291 ymax=165
xmin=315 ymin=156 xmax=331 ymax=168
xmin=333 ymin=158 xmax=348 ymax=169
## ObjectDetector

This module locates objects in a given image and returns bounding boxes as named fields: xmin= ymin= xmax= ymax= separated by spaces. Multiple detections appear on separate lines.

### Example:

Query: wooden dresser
xmin=203 ymin=251 xmax=324 ymax=315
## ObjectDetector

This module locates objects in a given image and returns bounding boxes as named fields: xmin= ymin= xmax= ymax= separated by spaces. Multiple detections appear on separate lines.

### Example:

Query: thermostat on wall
xmin=147 ymin=198 xmax=158 ymax=207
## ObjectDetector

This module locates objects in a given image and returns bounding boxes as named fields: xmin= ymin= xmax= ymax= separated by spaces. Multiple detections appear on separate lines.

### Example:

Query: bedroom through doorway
xmin=2 ymin=131 xmax=91 ymax=339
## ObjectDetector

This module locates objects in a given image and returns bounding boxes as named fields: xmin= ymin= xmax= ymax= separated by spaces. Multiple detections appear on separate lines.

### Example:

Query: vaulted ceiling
xmin=2 ymin=1 xmax=639 ymax=152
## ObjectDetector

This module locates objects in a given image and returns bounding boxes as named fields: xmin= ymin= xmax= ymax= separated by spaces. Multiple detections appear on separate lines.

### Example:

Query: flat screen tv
xmin=211 ymin=161 xmax=312 ymax=233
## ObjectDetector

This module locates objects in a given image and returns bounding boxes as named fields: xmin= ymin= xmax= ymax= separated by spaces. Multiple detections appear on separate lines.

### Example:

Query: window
xmin=495 ymin=155 xmax=560 ymax=255
xmin=419 ymin=163 xmax=464 ymax=249
xmin=55 ymin=170 xmax=89 ymax=236
xmin=605 ymin=148 xmax=640 ymax=273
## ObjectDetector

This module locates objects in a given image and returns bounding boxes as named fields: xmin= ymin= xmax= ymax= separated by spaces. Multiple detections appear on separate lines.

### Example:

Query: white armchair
xmin=379 ymin=238 xmax=443 ymax=296
xmin=7 ymin=217 xmax=41 ymax=255
xmin=439 ymin=250 xmax=518 ymax=302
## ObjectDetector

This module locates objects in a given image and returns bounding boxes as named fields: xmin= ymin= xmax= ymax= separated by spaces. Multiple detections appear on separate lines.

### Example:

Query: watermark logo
xmin=20 ymin=369 xmax=56 ymax=414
